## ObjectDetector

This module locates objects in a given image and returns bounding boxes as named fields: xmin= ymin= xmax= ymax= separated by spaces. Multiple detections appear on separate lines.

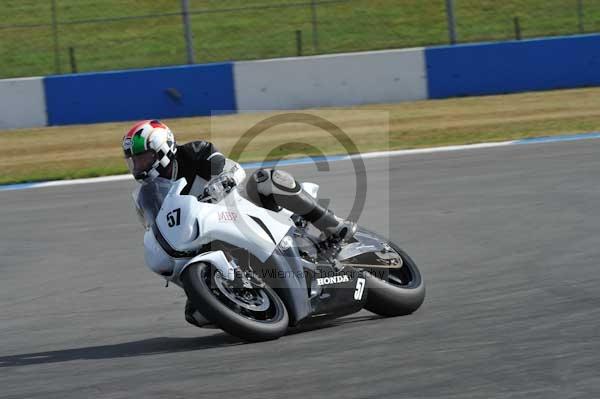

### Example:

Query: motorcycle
xmin=139 ymin=173 xmax=425 ymax=341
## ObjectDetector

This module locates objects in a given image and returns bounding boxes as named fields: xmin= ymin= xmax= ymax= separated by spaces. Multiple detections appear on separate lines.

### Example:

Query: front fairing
xmin=155 ymin=186 xmax=293 ymax=263
xmin=141 ymin=178 xmax=296 ymax=280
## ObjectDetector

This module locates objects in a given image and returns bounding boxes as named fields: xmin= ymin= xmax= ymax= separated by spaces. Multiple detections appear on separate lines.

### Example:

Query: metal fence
xmin=1 ymin=0 xmax=600 ymax=79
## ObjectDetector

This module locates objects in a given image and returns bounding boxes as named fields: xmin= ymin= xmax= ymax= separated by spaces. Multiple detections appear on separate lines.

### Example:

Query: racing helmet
xmin=122 ymin=120 xmax=177 ymax=181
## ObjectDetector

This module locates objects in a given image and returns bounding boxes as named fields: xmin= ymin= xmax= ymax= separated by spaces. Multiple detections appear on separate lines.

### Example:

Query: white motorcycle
xmin=138 ymin=173 xmax=425 ymax=342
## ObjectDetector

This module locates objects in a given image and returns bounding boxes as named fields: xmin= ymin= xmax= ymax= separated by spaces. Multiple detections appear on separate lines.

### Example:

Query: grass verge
xmin=1 ymin=86 xmax=600 ymax=185
xmin=3 ymin=0 xmax=600 ymax=78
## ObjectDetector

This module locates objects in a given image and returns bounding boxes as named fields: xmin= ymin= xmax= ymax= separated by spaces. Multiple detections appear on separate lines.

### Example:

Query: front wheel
xmin=181 ymin=263 xmax=289 ymax=342
xmin=364 ymin=242 xmax=425 ymax=317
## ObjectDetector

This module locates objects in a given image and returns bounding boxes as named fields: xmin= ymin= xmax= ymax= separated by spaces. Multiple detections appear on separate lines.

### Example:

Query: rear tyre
xmin=364 ymin=242 xmax=425 ymax=317
xmin=181 ymin=262 xmax=289 ymax=342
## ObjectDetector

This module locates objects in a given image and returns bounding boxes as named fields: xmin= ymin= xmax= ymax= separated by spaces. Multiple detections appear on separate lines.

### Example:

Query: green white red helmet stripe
xmin=124 ymin=120 xmax=169 ymax=156
xmin=122 ymin=119 xmax=177 ymax=181
xmin=131 ymin=134 xmax=146 ymax=155
xmin=125 ymin=120 xmax=166 ymax=139
xmin=125 ymin=120 xmax=149 ymax=139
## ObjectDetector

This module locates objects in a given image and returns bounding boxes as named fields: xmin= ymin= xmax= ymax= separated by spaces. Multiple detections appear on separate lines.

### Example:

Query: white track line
xmin=353 ymin=140 xmax=517 ymax=160
xmin=2 ymin=133 xmax=598 ymax=192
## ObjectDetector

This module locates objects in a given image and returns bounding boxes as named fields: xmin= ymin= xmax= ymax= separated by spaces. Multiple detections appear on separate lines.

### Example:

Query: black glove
xmin=221 ymin=175 xmax=237 ymax=189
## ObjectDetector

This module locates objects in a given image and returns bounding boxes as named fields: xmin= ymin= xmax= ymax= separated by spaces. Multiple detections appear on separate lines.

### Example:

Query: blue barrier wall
xmin=426 ymin=34 xmax=600 ymax=99
xmin=4 ymin=34 xmax=600 ymax=129
xmin=44 ymin=62 xmax=237 ymax=125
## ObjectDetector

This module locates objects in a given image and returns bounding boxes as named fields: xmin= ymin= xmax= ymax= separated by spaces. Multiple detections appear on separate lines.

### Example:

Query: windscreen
xmin=133 ymin=178 xmax=172 ymax=228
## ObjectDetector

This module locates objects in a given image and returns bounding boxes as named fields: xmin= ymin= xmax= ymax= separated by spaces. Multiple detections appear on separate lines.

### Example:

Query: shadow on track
xmin=0 ymin=333 xmax=241 ymax=368
xmin=0 ymin=314 xmax=382 ymax=368
xmin=287 ymin=314 xmax=384 ymax=335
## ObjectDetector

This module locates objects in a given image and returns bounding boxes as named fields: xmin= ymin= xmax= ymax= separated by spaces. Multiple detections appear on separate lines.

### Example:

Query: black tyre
xmin=181 ymin=262 xmax=289 ymax=342
xmin=364 ymin=241 xmax=425 ymax=317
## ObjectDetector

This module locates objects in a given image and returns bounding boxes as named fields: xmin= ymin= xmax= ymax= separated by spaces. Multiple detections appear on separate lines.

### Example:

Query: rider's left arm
xmin=221 ymin=158 xmax=246 ymax=186
xmin=184 ymin=140 xmax=245 ymax=186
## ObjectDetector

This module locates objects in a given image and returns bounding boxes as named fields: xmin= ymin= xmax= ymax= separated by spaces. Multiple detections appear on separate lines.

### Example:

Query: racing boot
xmin=246 ymin=168 xmax=357 ymax=244
xmin=307 ymin=206 xmax=358 ymax=245
xmin=184 ymin=299 xmax=212 ymax=328
xmin=322 ymin=215 xmax=358 ymax=244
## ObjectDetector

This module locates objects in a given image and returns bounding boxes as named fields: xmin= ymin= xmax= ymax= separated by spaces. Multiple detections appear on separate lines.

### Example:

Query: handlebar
xmin=199 ymin=174 xmax=237 ymax=202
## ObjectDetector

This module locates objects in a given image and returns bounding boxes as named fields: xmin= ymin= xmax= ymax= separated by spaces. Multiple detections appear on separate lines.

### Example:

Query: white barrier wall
xmin=0 ymin=77 xmax=47 ymax=129
xmin=234 ymin=48 xmax=427 ymax=111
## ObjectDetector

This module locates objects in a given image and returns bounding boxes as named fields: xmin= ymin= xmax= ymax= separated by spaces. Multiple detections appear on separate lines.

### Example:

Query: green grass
xmin=1 ymin=0 xmax=600 ymax=78
xmin=2 ymin=87 xmax=600 ymax=185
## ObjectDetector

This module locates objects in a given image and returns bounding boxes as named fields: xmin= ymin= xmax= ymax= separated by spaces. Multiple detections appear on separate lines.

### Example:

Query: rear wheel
xmin=181 ymin=262 xmax=289 ymax=342
xmin=363 ymin=241 xmax=425 ymax=317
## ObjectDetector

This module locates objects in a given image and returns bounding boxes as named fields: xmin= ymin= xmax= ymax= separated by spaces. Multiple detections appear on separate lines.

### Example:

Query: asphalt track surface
xmin=1 ymin=139 xmax=599 ymax=398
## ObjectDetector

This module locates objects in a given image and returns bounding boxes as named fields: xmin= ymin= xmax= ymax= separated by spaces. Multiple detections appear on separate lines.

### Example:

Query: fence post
xmin=68 ymin=47 xmax=77 ymax=73
xmin=296 ymin=30 xmax=303 ymax=56
xmin=50 ymin=0 xmax=61 ymax=74
xmin=445 ymin=0 xmax=457 ymax=44
xmin=577 ymin=0 xmax=585 ymax=33
xmin=310 ymin=0 xmax=319 ymax=52
xmin=181 ymin=0 xmax=196 ymax=64
xmin=513 ymin=16 xmax=522 ymax=40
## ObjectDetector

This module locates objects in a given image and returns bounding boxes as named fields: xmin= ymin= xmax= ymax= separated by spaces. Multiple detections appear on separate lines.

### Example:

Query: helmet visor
xmin=126 ymin=150 xmax=157 ymax=177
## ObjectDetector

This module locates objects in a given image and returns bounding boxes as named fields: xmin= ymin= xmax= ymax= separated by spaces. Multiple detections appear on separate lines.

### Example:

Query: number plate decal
xmin=354 ymin=278 xmax=366 ymax=300
xmin=166 ymin=208 xmax=181 ymax=227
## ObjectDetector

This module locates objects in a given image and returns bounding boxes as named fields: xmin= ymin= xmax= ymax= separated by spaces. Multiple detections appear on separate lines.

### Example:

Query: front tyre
xmin=364 ymin=243 xmax=425 ymax=317
xmin=181 ymin=263 xmax=289 ymax=342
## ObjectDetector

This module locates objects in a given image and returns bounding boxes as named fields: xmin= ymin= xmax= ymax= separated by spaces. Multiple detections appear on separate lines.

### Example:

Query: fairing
xmin=138 ymin=178 xmax=379 ymax=326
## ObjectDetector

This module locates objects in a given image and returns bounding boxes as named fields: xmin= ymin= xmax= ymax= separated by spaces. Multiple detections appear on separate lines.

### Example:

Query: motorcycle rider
xmin=122 ymin=119 xmax=356 ymax=326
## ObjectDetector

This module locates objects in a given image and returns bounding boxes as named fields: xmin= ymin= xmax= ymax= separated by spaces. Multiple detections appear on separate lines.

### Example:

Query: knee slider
xmin=246 ymin=169 xmax=286 ymax=211
xmin=246 ymin=168 xmax=304 ymax=212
